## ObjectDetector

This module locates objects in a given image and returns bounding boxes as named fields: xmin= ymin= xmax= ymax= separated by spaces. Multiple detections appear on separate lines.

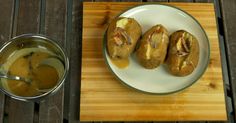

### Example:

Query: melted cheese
xmin=146 ymin=44 xmax=151 ymax=60
xmin=116 ymin=18 xmax=129 ymax=29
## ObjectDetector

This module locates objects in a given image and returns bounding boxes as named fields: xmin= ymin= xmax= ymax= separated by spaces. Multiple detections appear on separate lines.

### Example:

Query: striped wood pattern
xmin=7 ymin=0 xmax=41 ymax=122
xmin=81 ymin=2 xmax=227 ymax=121
xmin=0 ymin=0 xmax=14 ymax=122
xmin=38 ymin=0 xmax=67 ymax=123
xmin=220 ymin=0 xmax=236 ymax=120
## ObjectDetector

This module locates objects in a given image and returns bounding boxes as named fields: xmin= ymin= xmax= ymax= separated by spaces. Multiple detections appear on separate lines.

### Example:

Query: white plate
xmin=103 ymin=4 xmax=210 ymax=94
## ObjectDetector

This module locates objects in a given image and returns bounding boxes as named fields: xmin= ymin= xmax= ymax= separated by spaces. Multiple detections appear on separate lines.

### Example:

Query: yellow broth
xmin=7 ymin=52 xmax=59 ymax=97
xmin=110 ymin=58 xmax=129 ymax=69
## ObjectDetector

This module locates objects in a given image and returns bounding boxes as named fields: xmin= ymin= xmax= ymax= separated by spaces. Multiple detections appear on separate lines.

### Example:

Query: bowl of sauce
xmin=0 ymin=34 xmax=69 ymax=101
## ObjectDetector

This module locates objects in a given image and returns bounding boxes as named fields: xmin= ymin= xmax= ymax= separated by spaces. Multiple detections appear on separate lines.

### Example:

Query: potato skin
xmin=107 ymin=17 xmax=142 ymax=59
xmin=136 ymin=25 xmax=169 ymax=69
xmin=166 ymin=30 xmax=199 ymax=76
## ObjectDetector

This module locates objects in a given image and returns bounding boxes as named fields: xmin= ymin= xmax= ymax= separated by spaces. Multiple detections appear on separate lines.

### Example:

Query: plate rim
xmin=102 ymin=3 xmax=210 ymax=95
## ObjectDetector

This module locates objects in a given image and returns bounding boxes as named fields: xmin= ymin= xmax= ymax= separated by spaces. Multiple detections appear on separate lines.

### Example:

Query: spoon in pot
xmin=0 ymin=72 xmax=52 ymax=93
xmin=0 ymin=72 xmax=32 ymax=84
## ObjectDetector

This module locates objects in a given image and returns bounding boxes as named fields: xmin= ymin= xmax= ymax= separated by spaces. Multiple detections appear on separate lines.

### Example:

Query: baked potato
xmin=136 ymin=25 xmax=169 ymax=69
xmin=166 ymin=30 xmax=199 ymax=76
xmin=107 ymin=17 xmax=142 ymax=59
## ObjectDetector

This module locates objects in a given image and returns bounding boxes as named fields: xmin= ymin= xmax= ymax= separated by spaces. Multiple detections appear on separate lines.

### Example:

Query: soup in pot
xmin=0 ymin=48 xmax=64 ymax=97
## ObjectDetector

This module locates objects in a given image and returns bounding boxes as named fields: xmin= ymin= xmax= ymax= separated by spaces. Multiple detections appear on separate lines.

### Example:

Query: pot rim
xmin=0 ymin=34 xmax=69 ymax=102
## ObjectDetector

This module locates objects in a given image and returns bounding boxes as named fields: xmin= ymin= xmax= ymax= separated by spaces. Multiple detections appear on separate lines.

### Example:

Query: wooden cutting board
xmin=81 ymin=2 xmax=227 ymax=121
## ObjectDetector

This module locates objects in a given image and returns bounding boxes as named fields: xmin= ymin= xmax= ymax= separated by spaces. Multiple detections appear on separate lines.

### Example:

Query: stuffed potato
xmin=107 ymin=17 xmax=142 ymax=59
xmin=136 ymin=25 xmax=169 ymax=69
xmin=166 ymin=30 xmax=199 ymax=76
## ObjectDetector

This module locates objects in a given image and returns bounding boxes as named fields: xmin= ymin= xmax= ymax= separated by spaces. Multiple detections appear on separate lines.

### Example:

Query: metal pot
xmin=0 ymin=34 xmax=69 ymax=101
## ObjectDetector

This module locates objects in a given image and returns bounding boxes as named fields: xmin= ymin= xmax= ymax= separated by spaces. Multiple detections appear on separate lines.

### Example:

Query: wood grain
xmin=0 ymin=92 xmax=4 ymax=123
xmin=220 ymin=0 xmax=236 ymax=120
xmin=120 ymin=0 xmax=142 ymax=2
xmin=8 ymin=101 xmax=34 ymax=123
xmin=6 ymin=0 xmax=40 ymax=123
xmin=64 ymin=0 xmax=82 ymax=122
xmin=195 ymin=0 xmax=213 ymax=3
xmin=14 ymin=0 xmax=41 ymax=35
xmin=147 ymin=0 xmax=168 ymax=2
xmin=95 ymin=0 xmax=119 ymax=1
xmin=0 ymin=0 xmax=14 ymax=43
xmin=0 ymin=0 xmax=14 ymax=122
xmin=169 ymin=0 xmax=193 ymax=2
xmin=177 ymin=121 xmax=226 ymax=123
xmin=38 ymin=0 xmax=67 ymax=123
xmin=81 ymin=2 xmax=227 ymax=121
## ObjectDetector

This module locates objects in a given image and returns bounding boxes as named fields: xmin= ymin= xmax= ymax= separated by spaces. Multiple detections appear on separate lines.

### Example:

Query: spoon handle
xmin=0 ymin=72 xmax=18 ymax=80
xmin=0 ymin=72 xmax=31 ymax=84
